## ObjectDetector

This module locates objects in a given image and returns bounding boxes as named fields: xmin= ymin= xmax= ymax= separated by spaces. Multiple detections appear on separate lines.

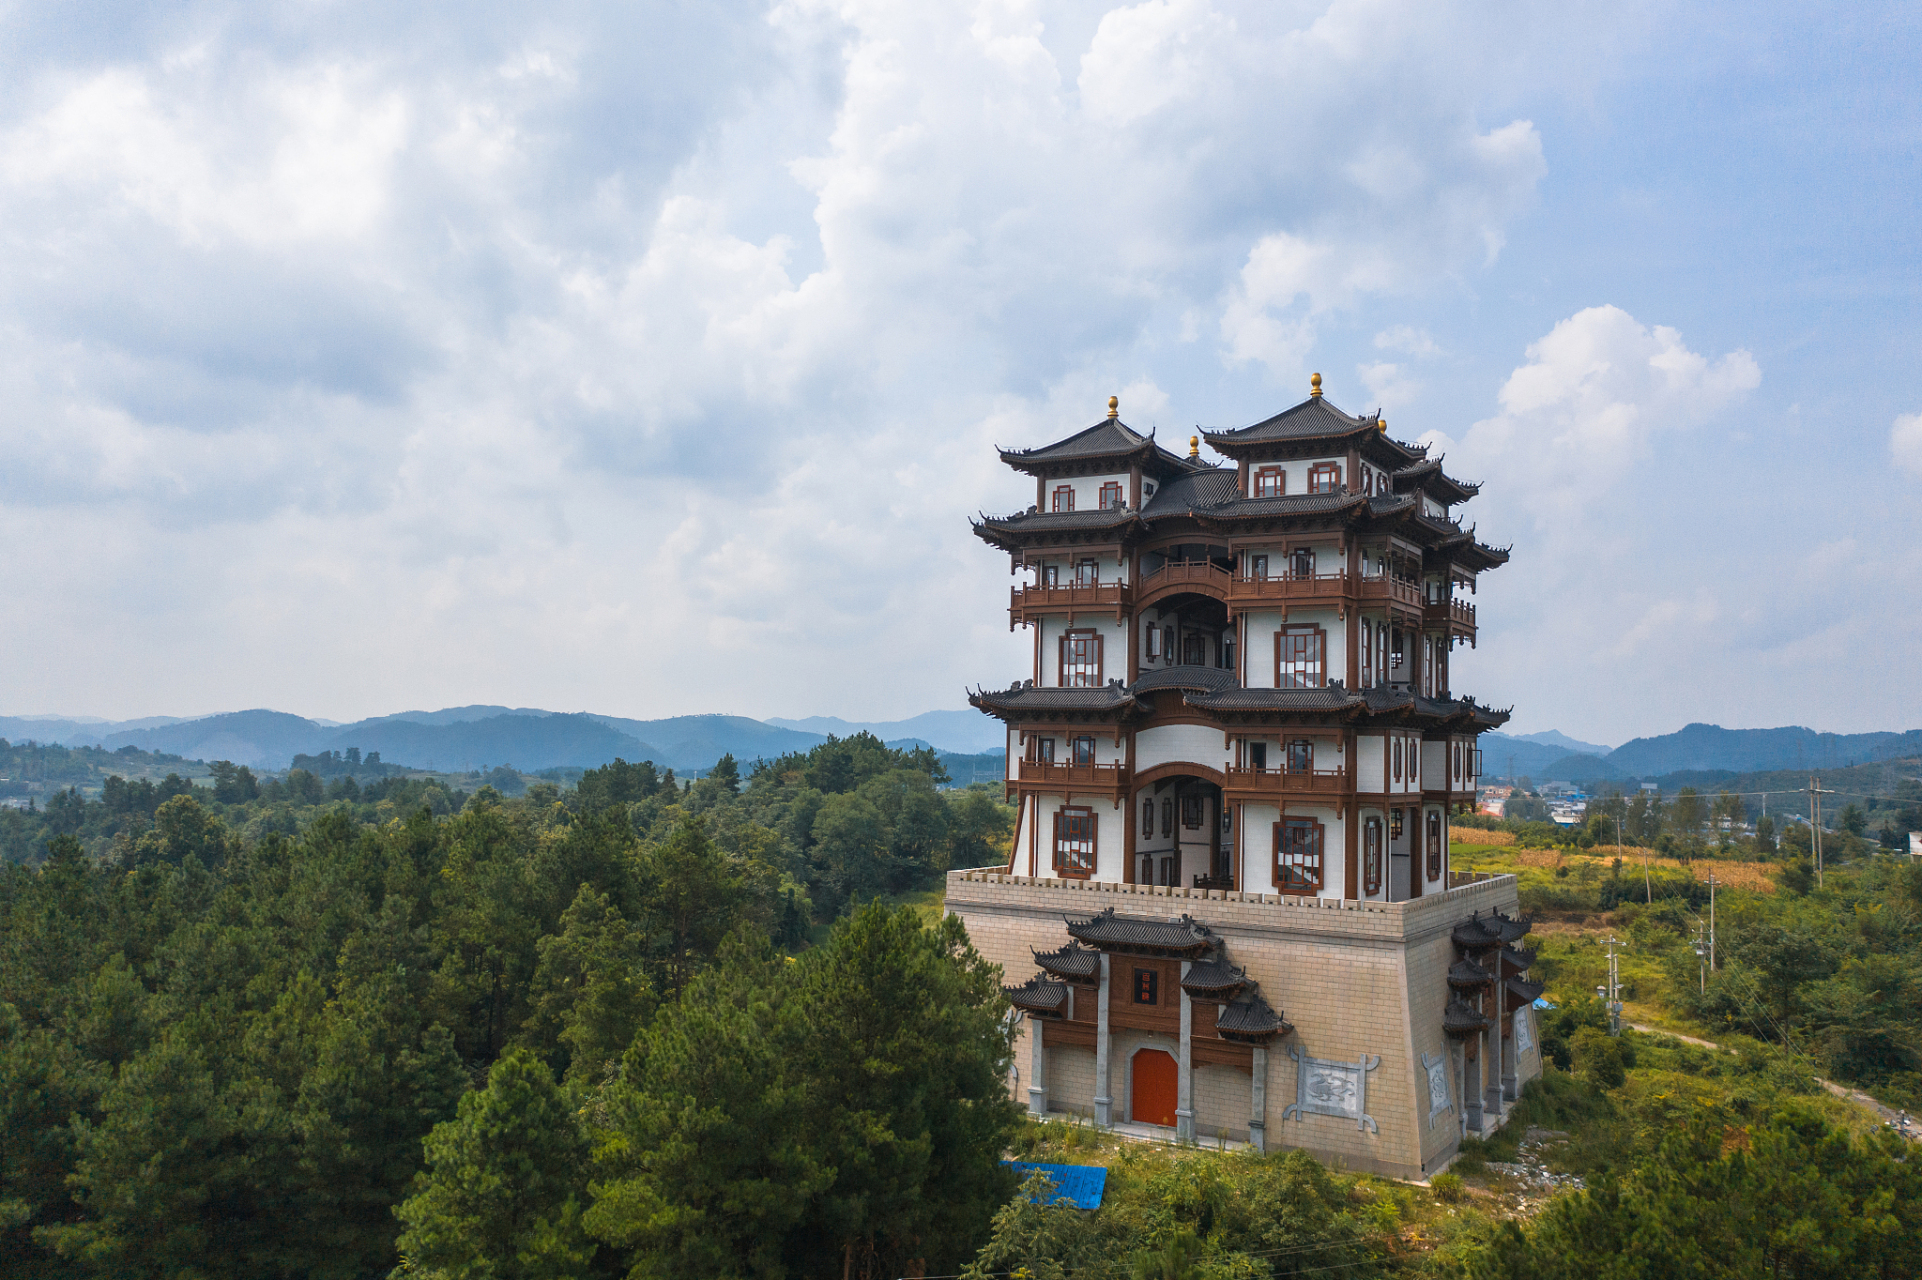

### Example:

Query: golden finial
xmin=1188 ymin=434 xmax=1199 ymax=457
xmin=1310 ymin=372 xmax=1323 ymax=398
xmin=1379 ymin=416 xmax=1387 ymax=433
xmin=1107 ymin=396 xmax=1119 ymax=419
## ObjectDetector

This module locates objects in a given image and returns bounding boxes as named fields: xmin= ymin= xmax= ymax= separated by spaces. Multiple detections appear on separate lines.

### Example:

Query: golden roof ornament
xmin=1310 ymin=372 xmax=1323 ymax=398
xmin=1188 ymin=434 xmax=1199 ymax=457
xmin=1379 ymin=415 xmax=1388 ymax=433
xmin=1107 ymin=395 xmax=1119 ymax=419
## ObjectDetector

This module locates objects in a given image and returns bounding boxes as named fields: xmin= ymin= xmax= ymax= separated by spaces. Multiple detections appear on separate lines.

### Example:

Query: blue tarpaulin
xmin=1534 ymin=998 xmax=1556 ymax=1009
xmin=1004 ymin=1161 xmax=1108 ymax=1210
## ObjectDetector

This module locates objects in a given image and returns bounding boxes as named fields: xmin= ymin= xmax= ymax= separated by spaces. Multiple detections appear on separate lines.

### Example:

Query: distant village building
xmin=1910 ymin=832 xmax=1921 ymax=857
xmin=1477 ymin=784 xmax=1513 ymax=818
xmin=945 ymin=378 xmax=1540 ymax=1179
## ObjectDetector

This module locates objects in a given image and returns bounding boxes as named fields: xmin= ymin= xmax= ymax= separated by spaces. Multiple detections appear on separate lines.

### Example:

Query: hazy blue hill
xmin=349 ymin=705 xmax=555 ymax=728
xmin=1480 ymin=732 xmax=1594 ymax=780
xmin=768 ymin=710 xmax=1004 ymax=755
xmin=1604 ymin=723 xmax=1922 ymax=776
xmin=324 ymin=712 xmax=659 ymax=772
xmin=98 ymin=710 xmax=332 ymax=768
xmin=0 ymin=714 xmax=193 ymax=745
xmin=590 ymin=714 xmax=827 ymax=769
xmin=1503 ymin=729 xmax=1611 ymax=755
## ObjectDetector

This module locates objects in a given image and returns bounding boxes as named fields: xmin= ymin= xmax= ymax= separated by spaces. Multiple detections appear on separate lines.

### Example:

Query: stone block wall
xmin=949 ymin=870 xmax=1529 ymax=1180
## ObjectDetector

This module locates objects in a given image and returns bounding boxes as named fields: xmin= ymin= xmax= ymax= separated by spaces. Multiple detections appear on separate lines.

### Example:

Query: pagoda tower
xmin=944 ymin=377 xmax=1538 ymax=1178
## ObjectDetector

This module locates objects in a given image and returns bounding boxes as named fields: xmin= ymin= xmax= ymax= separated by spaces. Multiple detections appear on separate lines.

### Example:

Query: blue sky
xmin=1 ymin=0 xmax=1917 ymax=744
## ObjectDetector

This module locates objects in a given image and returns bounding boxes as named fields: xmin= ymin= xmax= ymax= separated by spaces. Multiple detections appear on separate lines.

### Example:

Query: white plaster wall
xmin=1045 ymin=473 xmax=1132 ymax=514
xmin=1007 ymin=726 xmax=1020 ymax=781
xmin=1240 ymin=802 xmax=1280 ymax=893
xmin=1136 ymin=724 xmax=1231 ymax=774
xmin=1038 ymin=615 xmax=1129 ymax=687
xmin=1357 ymin=734 xmax=1386 ymax=791
xmin=1423 ymin=740 xmax=1446 ymax=790
xmin=1242 ymin=610 xmax=1284 ymax=688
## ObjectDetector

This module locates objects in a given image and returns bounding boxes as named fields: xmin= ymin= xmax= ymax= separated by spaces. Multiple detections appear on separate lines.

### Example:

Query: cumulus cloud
xmin=0 ymin=0 xmax=1614 ymax=720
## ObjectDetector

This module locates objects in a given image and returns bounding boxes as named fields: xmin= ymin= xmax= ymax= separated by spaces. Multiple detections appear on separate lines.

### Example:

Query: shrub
xmin=1430 ymin=1172 xmax=1464 ymax=1203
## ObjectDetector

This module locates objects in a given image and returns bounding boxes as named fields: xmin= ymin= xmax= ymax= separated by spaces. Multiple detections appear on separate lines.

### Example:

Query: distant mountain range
xmin=1486 ymin=722 xmax=1922 ymax=785
xmin=4 ymin=707 xmax=1915 ymax=785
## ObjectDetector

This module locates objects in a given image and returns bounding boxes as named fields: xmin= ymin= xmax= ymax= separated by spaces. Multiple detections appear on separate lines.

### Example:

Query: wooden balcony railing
xmin=1227 ymin=570 xmax=1353 ymax=604
xmin=1423 ymin=597 xmax=1477 ymax=630
xmin=1009 ymin=580 xmax=1131 ymax=625
xmin=1016 ymin=760 xmax=1131 ymax=789
xmin=1223 ymin=765 xmax=1349 ymax=796
xmin=1354 ymin=575 xmax=1424 ymax=610
xmin=1137 ymin=560 xmax=1232 ymax=598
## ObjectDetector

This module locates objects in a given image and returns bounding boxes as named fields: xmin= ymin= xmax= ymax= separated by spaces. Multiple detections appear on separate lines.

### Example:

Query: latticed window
xmin=1182 ymin=794 xmax=1204 ymax=828
xmin=1276 ymin=626 xmax=1324 ymax=689
xmin=1099 ymin=481 xmax=1124 ymax=509
xmin=1253 ymin=467 xmax=1284 ymax=497
xmin=1426 ymin=811 xmax=1443 ymax=881
xmin=1308 ymin=462 xmax=1340 ymax=494
xmin=1055 ymin=806 xmax=1096 ymax=877
xmin=1160 ymin=799 xmax=1173 ymax=837
xmin=1060 ymin=631 xmax=1102 ymax=687
xmin=1052 ymin=484 xmax=1075 ymax=512
xmin=1364 ymin=817 xmax=1383 ymax=896
xmin=1390 ymin=807 xmax=1404 ymax=840
xmin=1275 ymin=818 xmax=1323 ymax=894
xmin=1141 ymin=797 xmax=1155 ymax=836
xmin=1393 ymin=738 xmax=1402 ymax=782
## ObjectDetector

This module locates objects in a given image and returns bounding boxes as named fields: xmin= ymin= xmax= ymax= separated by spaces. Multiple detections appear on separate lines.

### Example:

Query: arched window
xmin=1426 ymin=810 xmax=1443 ymax=881
xmin=1363 ymin=817 xmax=1383 ymax=896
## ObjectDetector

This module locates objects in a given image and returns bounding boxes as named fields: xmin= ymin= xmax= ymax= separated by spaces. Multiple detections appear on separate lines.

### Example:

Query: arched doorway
xmin=1132 ymin=1049 xmax=1178 ymax=1127
xmin=1132 ymin=771 xmax=1229 ymax=887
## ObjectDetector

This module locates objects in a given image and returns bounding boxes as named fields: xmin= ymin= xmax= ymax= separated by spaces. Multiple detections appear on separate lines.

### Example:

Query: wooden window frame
xmin=1181 ymin=794 xmax=1204 ymax=829
xmin=1072 ymin=736 xmax=1096 ymax=766
xmin=1425 ymin=810 xmax=1443 ymax=882
xmin=1253 ymin=466 xmax=1285 ymax=497
xmin=1361 ymin=618 xmax=1373 ymax=687
xmin=1290 ymin=546 xmax=1315 ymax=579
xmin=1145 ymin=623 xmax=1162 ymax=660
xmin=1060 ymin=629 xmax=1103 ymax=688
xmin=1392 ymin=738 xmax=1402 ymax=782
xmin=1410 ymin=738 xmax=1420 ymax=783
xmin=1051 ymin=484 xmax=1075 ymax=512
xmin=1308 ymin=462 xmax=1341 ymax=494
xmin=1076 ymin=558 xmax=1097 ymax=586
xmin=1250 ymin=553 xmax=1269 ymax=579
xmin=1274 ymin=817 xmax=1324 ymax=895
xmin=1160 ymin=798 xmax=1173 ymax=837
xmin=1141 ymin=796 xmax=1155 ymax=836
xmin=1248 ymin=740 xmax=1268 ymax=772
xmin=1286 ymin=738 xmax=1312 ymax=773
xmin=1033 ymin=737 xmax=1055 ymax=764
xmin=1098 ymin=480 xmax=1124 ymax=510
xmin=1364 ymin=817 xmax=1383 ymax=896
xmin=1040 ymin=563 xmax=1059 ymax=587
xmin=1054 ymin=805 xmax=1097 ymax=878
xmin=1275 ymin=624 xmax=1327 ymax=690
xmin=1390 ymin=807 xmax=1405 ymax=840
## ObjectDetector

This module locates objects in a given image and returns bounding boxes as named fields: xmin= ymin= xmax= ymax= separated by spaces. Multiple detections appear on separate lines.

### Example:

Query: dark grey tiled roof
xmin=1140 ymin=467 xmax=1240 ymax=515
xmin=1506 ymin=976 xmax=1546 ymax=1004
xmin=1491 ymin=913 xmax=1532 ymax=943
xmin=1064 ymin=908 xmax=1215 ymax=955
xmin=1447 ymin=959 xmax=1494 ymax=989
xmin=1394 ymin=457 xmax=1480 ymax=502
xmin=1132 ymin=665 xmax=1240 ymax=694
xmin=1207 ymin=396 xmax=1375 ymax=443
xmin=969 ymin=682 xmax=1145 ymax=715
xmin=975 ymin=507 xmax=1141 ymax=534
xmin=1002 ymin=418 xmax=1154 ymax=463
xmin=1033 ymin=942 xmax=1100 ymax=983
xmin=1443 ymin=997 xmax=1492 ymax=1036
xmin=1180 ymin=957 xmax=1247 ymax=995
xmin=1452 ymin=916 xmax=1506 ymax=950
xmin=1215 ymin=991 xmax=1290 ymax=1042
xmin=1498 ymin=944 xmax=1538 ymax=971
xmin=1005 ymin=975 xmax=1068 ymax=1016
xmin=1367 ymin=493 xmax=1418 ymax=516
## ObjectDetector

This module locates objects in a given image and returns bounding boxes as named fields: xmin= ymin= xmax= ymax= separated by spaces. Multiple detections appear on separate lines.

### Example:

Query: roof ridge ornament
xmin=1310 ymin=372 xmax=1323 ymax=397
xmin=1188 ymin=434 xmax=1199 ymax=458
xmin=1108 ymin=395 xmax=1119 ymax=419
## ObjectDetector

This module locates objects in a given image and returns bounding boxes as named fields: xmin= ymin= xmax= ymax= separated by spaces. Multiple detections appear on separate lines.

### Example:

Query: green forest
xmin=5 ymin=733 xmax=1921 ymax=1277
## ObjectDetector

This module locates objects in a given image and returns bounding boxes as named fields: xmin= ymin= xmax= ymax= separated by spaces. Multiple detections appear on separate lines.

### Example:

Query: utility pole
xmin=1598 ymin=935 xmax=1623 ymax=1036
xmin=1706 ymin=873 xmax=1719 ymax=972
xmin=1808 ymin=777 xmax=1836 ymax=888
xmin=1692 ymin=921 xmax=1707 ymax=996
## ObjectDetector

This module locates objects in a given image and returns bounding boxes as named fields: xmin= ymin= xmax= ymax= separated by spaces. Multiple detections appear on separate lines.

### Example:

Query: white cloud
xmin=1892 ymin=412 xmax=1922 ymax=478
xmin=0 ymin=1 xmax=1618 ymax=721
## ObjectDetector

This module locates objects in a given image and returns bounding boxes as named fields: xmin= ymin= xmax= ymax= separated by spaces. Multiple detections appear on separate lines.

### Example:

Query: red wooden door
xmin=1132 ymin=1050 xmax=1178 ymax=1127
